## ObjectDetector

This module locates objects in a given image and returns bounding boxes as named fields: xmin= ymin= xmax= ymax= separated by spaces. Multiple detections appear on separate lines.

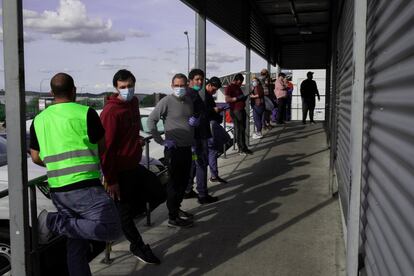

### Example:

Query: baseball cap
xmin=307 ymin=71 xmax=314 ymax=75
xmin=207 ymin=76 xmax=222 ymax=88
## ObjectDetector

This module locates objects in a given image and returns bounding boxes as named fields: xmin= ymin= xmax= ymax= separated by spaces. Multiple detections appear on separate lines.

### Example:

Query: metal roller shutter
xmin=334 ymin=0 xmax=354 ymax=221
xmin=361 ymin=0 xmax=414 ymax=275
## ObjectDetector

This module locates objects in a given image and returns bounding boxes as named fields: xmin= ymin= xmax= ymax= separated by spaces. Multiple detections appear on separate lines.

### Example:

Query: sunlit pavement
xmin=91 ymin=121 xmax=346 ymax=276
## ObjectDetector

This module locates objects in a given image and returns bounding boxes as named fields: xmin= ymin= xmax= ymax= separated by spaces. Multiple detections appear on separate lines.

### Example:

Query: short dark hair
xmin=278 ymin=72 xmax=286 ymax=78
xmin=206 ymin=76 xmax=222 ymax=88
xmin=50 ymin=73 xmax=75 ymax=98
xmin=172 ymin=73 xmax=188 ymax=84
xmin=233 ymin=73 xmax=244 ymax=82
xmin=188 ymin=68 xmax=205 ymax=80
xmin=112 ymin=69 xmax=136 ymax=87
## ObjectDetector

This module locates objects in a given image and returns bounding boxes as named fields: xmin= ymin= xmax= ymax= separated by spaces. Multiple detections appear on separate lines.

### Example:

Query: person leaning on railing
xmin=29 ymin=72 xmax=121 ymax=276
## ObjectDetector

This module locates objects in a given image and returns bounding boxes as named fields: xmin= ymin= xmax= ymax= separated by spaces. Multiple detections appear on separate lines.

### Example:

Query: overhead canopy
xmin=180 ymin=0 xmax=331 ymax=69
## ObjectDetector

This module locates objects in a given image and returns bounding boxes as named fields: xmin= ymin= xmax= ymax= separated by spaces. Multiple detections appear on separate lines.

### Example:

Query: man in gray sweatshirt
xmin=147 ymin=73 xmax=197 ymax=228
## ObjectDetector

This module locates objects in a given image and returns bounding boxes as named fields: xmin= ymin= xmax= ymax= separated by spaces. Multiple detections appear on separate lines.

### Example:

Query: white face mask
xmin=119 ymin=87 xmax=135 ymax=101
xmin=252 ymin=81 xmax=258 ymax=87
xmin=172 ymin=87 xmax=186 ymax=98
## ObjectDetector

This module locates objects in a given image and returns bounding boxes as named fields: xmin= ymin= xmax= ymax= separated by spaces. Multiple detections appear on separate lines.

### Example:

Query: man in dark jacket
xmin=100 ymin=69 xmax=163 ymax=264
xmin=300 ymin=71 xmax=320 ymax=124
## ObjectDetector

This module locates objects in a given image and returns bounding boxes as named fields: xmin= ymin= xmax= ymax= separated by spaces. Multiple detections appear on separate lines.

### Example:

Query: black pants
xmin=302 ymin=98 xmax=316 ymax=122
xmin=277 ymin=97 xmax=287 ymax=123
xmin=164 ymin=146 xmax=192 ymax=219
xmin=230 ymin=109 xmax=248 ymax=151
xmin=117 ymin=165 xmax=166 ymax=252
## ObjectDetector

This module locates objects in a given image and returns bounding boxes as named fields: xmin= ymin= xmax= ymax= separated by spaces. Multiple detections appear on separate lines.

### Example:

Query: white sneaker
xmin=252 ymin=133 xmax=261 ymax=139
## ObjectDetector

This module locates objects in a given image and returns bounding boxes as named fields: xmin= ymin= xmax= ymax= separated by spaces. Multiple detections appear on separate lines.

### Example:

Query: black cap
xmin=307 ymin=71 xmax=314 ymax=75
xmin=207 ymin=76 xmax=222 ymax=88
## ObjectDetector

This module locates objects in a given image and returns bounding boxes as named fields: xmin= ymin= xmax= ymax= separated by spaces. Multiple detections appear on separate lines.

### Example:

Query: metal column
xmin=245 ymin=47 xmax=251 ymax=146
xmin=195 ymin=12 xmax=206 ymax=75
xmin=2 ymin=0 xmax=31 ymax=275
xmin=347 ymin=0 xmax=367 ymax=275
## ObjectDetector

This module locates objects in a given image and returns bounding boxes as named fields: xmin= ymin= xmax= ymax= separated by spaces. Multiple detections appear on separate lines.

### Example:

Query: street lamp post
xmin=39 ymin=78 xmax=49 ymax=93
xmin=184 ymin=31 xmax=190 ymax=75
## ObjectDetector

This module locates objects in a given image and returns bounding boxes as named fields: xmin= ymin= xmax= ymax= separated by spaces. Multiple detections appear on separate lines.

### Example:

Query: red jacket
xmin=100 ymin=95 xmax=142 ymax=185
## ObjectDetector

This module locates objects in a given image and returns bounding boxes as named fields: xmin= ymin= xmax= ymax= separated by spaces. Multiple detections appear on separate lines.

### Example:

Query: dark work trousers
xmin=207 ymin=138 xmax=219 ymax=179
xmin=230 ymin=109 xmax=248 ymax=151
xmin=186 ymin=139 xmax=209 ymax=197
xmin=277 ymin=97 xmax=287 ymax=124
xmin=164 ymin=146 xmax=192 ymax=219
xmin=117 ymin=165 xmax=166 ymax=252
xmin=252 ymin=105 xmax=265 ymax=133
xmin=48 ymin=186 xmax=121 ymax=276
xmin=302 ymin=97 xmax=316 ymax=122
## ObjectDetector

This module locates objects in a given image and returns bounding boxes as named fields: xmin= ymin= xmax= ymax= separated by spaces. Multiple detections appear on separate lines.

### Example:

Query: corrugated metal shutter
xmin=279 ymin=42 xmax=328 ymax=69
xmin=334 ymin=0 xmax=354 ymax=221
xmin=361 ymin=1 xmax=414 ymax=275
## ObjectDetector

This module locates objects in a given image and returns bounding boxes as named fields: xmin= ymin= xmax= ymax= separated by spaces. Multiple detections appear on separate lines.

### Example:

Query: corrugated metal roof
xmin=180 ymin=0 xmax=331 ymax=68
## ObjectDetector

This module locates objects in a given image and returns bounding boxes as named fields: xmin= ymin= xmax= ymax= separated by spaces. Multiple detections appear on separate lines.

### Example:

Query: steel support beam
xmin=245 ymin=47 xmax=251 ymax=146
xmin=2 ymin=0 xmax=31 ymax=275
xmin=195 ymin=12 xmax=206 ymax=75
xmin=347 ymin=0 xmax=367 ymax=275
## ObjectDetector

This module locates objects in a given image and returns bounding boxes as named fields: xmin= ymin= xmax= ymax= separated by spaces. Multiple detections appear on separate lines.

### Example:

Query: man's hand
xmin=163 ymin=139 xmax=176 ymax=149
xmin=107 ymin=183 xmax=120 ymax=201
xmin=188 ymin=116 xmax=200 ymax=127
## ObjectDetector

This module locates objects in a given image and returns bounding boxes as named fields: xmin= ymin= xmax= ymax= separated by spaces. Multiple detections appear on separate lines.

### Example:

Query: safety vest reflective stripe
xmin=43 ymin=149 xmax=99 ymax=164
xmin=47 ymin=163 xmax=100 ymax=178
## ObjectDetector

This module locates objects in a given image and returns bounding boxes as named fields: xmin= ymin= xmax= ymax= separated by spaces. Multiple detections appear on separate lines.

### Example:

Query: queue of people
xmin=29 ymin=68 xmax=319 ymax=275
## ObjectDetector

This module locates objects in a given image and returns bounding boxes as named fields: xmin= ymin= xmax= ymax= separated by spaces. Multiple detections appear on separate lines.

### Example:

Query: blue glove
xmin=163 ymin=139 xmax=176 ymax=149
xmin=188 ymin=116 xmax=200 ymax=127
xmin=221 ymin=103 xmax=230 ymax=110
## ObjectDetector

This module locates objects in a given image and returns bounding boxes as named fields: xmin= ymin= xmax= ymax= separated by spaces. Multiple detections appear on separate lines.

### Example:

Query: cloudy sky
xmin=0 ymin=0 xmax=270 ymax=94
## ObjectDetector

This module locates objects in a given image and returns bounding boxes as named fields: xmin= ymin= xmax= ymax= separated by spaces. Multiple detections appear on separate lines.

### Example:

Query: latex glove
xmin=221 ymin=103 xmax=230 ymax=110
xmin=163 ymin=139 xmax=176 ymax=149
xmin=188 ymin=116 xmax=200 ymax=127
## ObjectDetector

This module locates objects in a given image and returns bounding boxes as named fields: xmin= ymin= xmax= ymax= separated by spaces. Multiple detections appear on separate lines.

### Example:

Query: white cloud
xmin=207 ymin=63 xmax=220 ymax=72
xmin=98 ymin=60 xmax=129 ymax=70
xmin=24 ymin=0 xmax=124 ymax=44
xmin=128 ymin=29 xmax=150 ymax=38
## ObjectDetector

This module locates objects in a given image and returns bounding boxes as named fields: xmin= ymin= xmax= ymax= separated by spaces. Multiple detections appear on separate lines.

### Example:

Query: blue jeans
xmin=48 ymin=186 xmax=121 ymax=276
xmin=252 ymin=105 xmax=265 ymax=132
xmin=186 ymin=139 xmax=209 ymax=197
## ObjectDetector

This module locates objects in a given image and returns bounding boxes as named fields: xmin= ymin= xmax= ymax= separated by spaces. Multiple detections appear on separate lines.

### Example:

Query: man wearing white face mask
xmin=100 ymin=69 xmax=161 ymax=264
xmin=148 ymin=73 xmax=195 ymax=228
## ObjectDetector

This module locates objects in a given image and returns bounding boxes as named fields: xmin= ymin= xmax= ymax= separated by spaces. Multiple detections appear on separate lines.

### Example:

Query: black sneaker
xmin=178 ymin=209 xmax=194 ymax=220
xmin=209 ymin=177 xmax=228 ymax=184
xmin=243 ymin=149 xmax=253 ymax=155
xmin=183 ymin=190 xmax=198 ymax=199
xmin=168 ymin=217 xmax=193 ymax=228
xmin=133 ymin=244 xmax=160 ymax=265
xmin=198 ymin=195 xmax=219 ymax=204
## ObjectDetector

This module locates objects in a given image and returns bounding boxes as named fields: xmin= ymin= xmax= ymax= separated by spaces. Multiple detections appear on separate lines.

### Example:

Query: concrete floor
xmin=91 ymin=122 xmax=346 ymax=276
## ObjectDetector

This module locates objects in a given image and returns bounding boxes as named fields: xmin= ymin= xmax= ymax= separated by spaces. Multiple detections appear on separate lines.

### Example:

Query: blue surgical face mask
xmin=119 ymin=87 xmax=135 ymax=101
xmin=192 ymin=85 xmax=201 ymax=91
xmin=173 ymin=87 xmax=186 ymax=98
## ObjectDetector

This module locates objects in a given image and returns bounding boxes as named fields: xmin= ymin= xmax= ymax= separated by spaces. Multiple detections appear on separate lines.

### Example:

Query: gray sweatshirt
xmin=147 ymin=94 xmax=194 ymax=147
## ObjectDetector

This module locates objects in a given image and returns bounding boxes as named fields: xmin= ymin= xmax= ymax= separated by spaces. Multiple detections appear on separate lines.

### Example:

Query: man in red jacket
xmin=100 ymin=69 xmax=160 ymax=264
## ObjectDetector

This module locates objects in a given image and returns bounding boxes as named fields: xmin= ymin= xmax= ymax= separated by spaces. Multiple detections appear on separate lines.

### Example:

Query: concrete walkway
xmin=91 ymin=122 xmax=346 ymax=276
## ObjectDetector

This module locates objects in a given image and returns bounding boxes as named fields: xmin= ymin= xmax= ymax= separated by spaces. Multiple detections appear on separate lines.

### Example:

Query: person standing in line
xmin=300 ymin=71 xmax=320 ymax=124
xmin=274 ymin=72 xmax=288 ymax=125
xmin=224 ymin=73 xmax=252 ymax=155
xmin=185 ymin=69 xmax=219 ymax=204
xmin=286 ymin=75 xmax=294 ymax=121
xmin=100 ymin=69 xmax=161 ymax=264
xmin=250 ymin=77 xmax=265 ymax=139
xmin=259 ymin=69 xmax=273 ymax=129
xmin=203 ymin=77 xmax=229 ymax=184
xmin=147 ymin=73 xmax=195 ymax=228
xmin=30 ymin=73 xmax=121 ymax=276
